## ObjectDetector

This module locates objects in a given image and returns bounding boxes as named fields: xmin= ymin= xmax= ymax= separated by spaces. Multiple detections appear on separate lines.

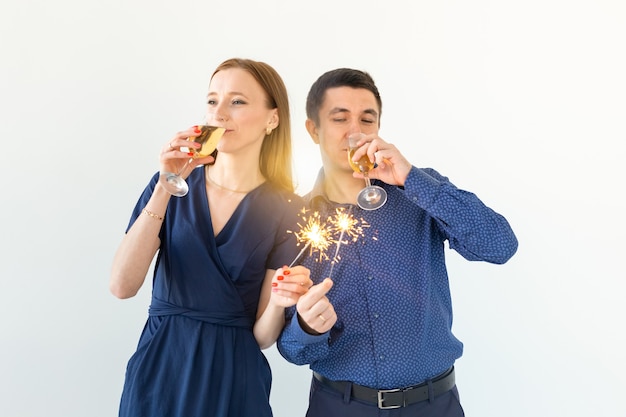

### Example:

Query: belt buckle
xmin=377 ymin=388 xmax=402 ymax=409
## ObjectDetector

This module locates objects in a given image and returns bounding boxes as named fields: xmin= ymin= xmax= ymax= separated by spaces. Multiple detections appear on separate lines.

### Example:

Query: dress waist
xmin=149 ymin=297 xmax=254 ymax=329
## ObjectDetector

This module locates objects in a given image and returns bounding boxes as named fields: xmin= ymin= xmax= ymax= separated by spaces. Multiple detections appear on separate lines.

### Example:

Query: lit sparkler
xmin=288 ymin=206 xmax=369 ymax=275
xmin=327 ymin=206 xmax=369 ymax=279
xmin=327 ymin=206 xmax=368 ymax=243
xmin=288 ymin=209 xmax=334 ymax=267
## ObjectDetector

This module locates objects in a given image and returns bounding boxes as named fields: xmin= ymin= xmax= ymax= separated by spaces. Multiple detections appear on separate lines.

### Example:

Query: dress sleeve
xmin=266 ymin=193 xmax=306 ymax=270
xmin=401 ymin=166 xmax=518 ymax=264
xmin=124 ymin=172 xmax=165 ymax=243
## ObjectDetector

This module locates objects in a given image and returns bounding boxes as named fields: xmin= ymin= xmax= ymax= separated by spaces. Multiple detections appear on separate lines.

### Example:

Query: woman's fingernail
xmin=193 ymin=126 xmax=202 ymax=134
xmin=187 ymin=152 xmax=194 ymax=156
xmin=271 ymin=282 xmax=278 ymax=287
xmin=277 ymin=275 xmax=284 ymax=281
xmin=284 ymin=269 xmax=291 ymax=275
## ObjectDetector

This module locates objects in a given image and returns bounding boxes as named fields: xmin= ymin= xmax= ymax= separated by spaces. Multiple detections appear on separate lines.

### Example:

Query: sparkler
xmin=288 ymin=206 xmax=368 ymax=275
xmin=288 ymin=209 xmax=334 ymax=267
xmin=327 ymin=206 xmax=367 ymax=244
xmin=327 ymin=206 xmax=359 ymax=279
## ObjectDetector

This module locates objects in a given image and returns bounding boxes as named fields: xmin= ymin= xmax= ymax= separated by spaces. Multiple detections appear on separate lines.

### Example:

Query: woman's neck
xmin=207 ymin=155 xmax=265 ymax=193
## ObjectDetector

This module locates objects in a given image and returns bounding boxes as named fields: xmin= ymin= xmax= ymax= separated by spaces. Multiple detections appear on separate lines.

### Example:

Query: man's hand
xmin=349 ymin=133 xmax=412 ymax=186
xmin=296 ymin=278 xmax=336 ymax=334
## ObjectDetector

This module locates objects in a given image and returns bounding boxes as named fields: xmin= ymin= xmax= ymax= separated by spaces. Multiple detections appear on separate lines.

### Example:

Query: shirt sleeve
xmin=276 ymin=306 xmax=331 ymax=366
xmin=401 ymin=166 xmax=518 ymax=264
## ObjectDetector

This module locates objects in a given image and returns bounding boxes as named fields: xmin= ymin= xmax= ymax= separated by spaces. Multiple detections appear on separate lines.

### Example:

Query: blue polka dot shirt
xmin=277 ymin=166 xmax=518 ymax=389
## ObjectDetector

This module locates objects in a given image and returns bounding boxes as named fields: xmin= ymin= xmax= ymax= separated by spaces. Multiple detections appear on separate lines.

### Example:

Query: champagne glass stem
xmin=175 ymin=158 xmax=194 ymax=177
xmin=363 ymin=174 xmax=372 ymax=188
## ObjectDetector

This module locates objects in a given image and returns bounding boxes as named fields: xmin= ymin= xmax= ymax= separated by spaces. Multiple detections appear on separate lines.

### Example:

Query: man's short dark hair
xmin=305 ymin=68 xmax=382 ymax=125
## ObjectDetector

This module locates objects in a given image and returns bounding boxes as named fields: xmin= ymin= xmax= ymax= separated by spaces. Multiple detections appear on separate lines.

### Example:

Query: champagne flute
xmin=159 ymin=125 xmax=226 ymax=197
xmin=347 ymin=133 xmax=387 ymax=210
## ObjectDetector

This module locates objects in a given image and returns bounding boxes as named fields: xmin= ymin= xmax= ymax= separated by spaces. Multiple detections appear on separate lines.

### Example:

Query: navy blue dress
xmin=118 ymin=167 xmax=303 ymax=417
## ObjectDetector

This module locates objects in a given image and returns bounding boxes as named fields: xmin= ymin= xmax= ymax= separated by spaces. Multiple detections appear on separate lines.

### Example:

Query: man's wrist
xmin=297 ymin=313 xmax=323 ymax=336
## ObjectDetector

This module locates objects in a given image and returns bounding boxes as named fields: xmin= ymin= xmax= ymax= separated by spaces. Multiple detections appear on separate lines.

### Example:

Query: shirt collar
xmin=306 ymin=168 xmax=364 ymax=214
xmin=303 ymin=168 xmax=330 ymax=210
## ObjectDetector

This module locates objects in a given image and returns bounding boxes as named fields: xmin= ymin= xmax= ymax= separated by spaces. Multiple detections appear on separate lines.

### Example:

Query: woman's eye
xmin=207 ymin=99 xmax=217 ymax=105
xmin=232 ymin=99 xmax=247 ymax=105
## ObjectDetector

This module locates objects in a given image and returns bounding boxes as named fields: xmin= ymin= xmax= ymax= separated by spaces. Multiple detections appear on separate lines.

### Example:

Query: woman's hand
xmin=269 ymin=265 xmax=313 ymax=308
xmin=159 ymin=126 xmax=215 ymax=178
xmin=253 ymin=265 xmax=313 ymax=349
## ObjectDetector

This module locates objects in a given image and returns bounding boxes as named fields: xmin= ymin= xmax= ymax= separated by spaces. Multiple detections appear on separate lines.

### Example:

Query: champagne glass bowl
xmin=347 ymin=133 xmax=387 ymax=210
xmin=159 ymin=125 xmax=225 ymax=197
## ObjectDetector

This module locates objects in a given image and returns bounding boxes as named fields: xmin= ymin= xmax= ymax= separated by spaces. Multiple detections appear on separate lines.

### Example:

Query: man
xmin=277 ymin=68 xmax=518 ymax=417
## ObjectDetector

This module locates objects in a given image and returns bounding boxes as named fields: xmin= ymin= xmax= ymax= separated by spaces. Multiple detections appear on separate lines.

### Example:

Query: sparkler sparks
xmin=288 ymin=209 xmax=334 ymax=267
xmin=327 ymin=206 xmax=368 ymax=279
xmin=288 ymin=206 xmax=368 ymax=271
xmin=327 ymin=207 xmax=367 ymax=243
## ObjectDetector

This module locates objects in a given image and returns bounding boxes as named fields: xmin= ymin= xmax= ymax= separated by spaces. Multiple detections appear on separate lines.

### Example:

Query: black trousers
xmin=305 ymin=375 xmax=465 ymax=417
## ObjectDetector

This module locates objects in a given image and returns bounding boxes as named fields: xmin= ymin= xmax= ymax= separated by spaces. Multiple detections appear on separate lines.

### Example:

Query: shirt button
xmin=367 ymin=275 xmax=373 ymax=281
xmin=373 ymin=313 xmax=379 ymax=319
xmin=379 ymin=355 xmax=384 ymax=360
xmin=412 ymin=196 xmax=418 ymax=202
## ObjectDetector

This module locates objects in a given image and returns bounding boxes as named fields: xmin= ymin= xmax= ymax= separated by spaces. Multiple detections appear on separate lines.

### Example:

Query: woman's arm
xmin=110 ymin=128 xmax=211 ymax=299
xmin=254 ymin=266 xmax=312 ymax=349
xmin=109 ymin=184 xmax=171 ymax=299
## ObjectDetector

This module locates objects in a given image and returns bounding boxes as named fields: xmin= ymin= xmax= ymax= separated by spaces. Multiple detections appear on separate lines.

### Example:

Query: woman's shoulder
xmin=263 ymin=183 xmax=305 ymax=204
xmin=256 ymin=184 xmax=306 ymax=223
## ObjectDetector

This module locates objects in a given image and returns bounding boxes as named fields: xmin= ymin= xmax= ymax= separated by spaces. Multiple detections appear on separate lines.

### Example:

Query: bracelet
xmin=142 ymin=208 xmax=164 ymax=221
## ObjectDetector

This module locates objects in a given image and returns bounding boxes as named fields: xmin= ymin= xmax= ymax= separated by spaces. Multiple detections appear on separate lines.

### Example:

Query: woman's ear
xmin=268 ymin=109 xmax=279 ymax=129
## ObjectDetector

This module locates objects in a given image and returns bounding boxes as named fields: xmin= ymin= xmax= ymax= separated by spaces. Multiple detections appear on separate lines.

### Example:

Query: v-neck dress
xmin=118 ymin=167 xmax=304 ymax=417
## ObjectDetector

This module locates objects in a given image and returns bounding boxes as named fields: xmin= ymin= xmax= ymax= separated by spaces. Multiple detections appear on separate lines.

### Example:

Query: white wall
xmin=1 ymin=1 xmax=624 ymax=416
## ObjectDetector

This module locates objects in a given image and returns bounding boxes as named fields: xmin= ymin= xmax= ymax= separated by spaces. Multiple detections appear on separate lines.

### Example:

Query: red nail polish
xmin=271 ymin=282 xmax=278 ymax=287
xmin=277 ymin=275 xmax=284 ymax=281
xmin=284 ymin=270 xmax=291 ymax=275
xmin=187 ymin=152 xmax=194 ymax=156
xmin=193 ymin=125 xmax=201 ymax=134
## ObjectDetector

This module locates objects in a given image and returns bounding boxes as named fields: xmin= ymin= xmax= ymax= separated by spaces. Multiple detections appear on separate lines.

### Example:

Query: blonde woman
xmin=111 ymin=58 xmax=310 ymax=417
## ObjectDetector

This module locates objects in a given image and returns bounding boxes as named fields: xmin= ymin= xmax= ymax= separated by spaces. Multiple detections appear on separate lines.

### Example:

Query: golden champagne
xmin=346 ymin=132 xmax=387 ymax=209
xmin=193 ymin=126 xmax=226 ymax=157
xmin=348 ymin=148 xmax=374 ymax=174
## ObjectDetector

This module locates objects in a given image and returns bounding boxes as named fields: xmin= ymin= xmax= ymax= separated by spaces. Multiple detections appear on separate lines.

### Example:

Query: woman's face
xmin=206 ymin=67 xmax=278 ymax=155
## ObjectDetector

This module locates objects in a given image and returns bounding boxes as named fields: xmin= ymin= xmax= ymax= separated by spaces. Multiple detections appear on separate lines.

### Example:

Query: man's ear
xmin=305 ymin=119 xmax=319 ymax=144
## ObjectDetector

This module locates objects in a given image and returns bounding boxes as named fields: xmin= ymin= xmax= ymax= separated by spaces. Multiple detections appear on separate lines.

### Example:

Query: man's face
xmin=307 ymin=86 xmax=380 ymax=172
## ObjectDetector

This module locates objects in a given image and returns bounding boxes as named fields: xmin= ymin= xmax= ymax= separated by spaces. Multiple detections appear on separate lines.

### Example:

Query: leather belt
xmin=313 ymin=367 xmax=456 ymax=409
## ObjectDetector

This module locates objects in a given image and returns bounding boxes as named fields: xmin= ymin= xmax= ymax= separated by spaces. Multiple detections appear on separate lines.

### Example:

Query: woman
xmin=110 ymin=58 xmax=311 ymax=417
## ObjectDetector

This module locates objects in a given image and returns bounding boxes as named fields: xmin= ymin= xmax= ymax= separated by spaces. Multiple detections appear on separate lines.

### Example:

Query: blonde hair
xmin=211 ymin=58 xmax=294 ymax=192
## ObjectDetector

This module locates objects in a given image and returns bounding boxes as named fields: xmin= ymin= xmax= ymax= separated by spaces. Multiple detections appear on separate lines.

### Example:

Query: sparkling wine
xmin=348 ymin=148 xmax=374 ymax=174
xmin=193 ymin=125 xmax=226 ymax=157
xmin=346 ymin=132 xmax=387 ymax=210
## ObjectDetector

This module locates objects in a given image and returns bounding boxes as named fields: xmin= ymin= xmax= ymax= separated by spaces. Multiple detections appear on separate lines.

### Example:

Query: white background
xmin=1 ymin=1 xmax=624 ymax=416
